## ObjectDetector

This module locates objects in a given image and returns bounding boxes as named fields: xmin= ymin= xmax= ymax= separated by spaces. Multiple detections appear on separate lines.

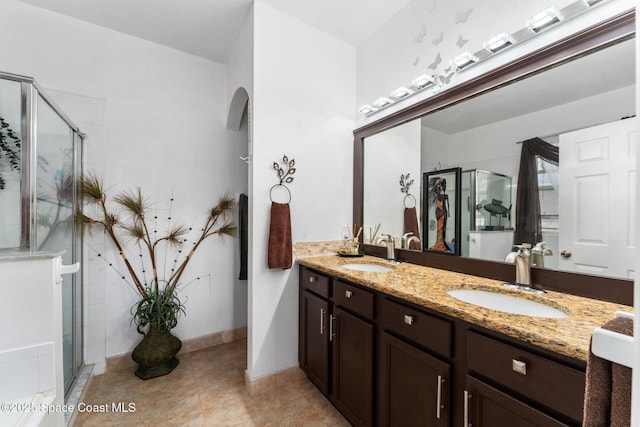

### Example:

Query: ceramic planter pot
xmin=131 ymin=324 xmax=182 ymax=380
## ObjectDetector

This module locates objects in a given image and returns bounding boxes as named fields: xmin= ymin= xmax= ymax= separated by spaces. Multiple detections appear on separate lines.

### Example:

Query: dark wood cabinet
xmin=299 ymin=289 xmax=330 ymax=394
xmin=332 ymin=306 xmax=374 ymax=426
xmin=298 ymin=265 xmax=586 ymax=427
xmin=299 ymin=268 xmax=374 ymax=426
xmin=378 ymin=330 xmax=450 ymax=427
xmin=466 ymin=331 xmax=585 ymax=424
xmin=465 ymin=376 xmax=569 ymax=427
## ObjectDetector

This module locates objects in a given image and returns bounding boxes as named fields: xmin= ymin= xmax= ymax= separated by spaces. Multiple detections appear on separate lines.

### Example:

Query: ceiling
xmin=17 ymin=0 xmax=413 ymax=63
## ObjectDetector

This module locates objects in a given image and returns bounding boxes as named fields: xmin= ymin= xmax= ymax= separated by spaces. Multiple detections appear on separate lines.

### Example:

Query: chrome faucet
xmin=378 ymin=234 xmax=396 ymax=261
xmin=514 ymin=247 xmax=531 ymax=286
xmin=505 ymin=244 xmax=532 ymax=287
xmin=401 ymin=232 xmax=421 ymax=249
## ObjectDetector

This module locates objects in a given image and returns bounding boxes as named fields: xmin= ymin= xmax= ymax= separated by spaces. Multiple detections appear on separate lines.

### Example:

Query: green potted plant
xmin=78 ymin=173 xmax=236 ymax=379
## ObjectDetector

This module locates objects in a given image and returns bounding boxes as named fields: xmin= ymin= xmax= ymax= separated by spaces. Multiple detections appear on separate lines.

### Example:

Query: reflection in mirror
xmin=423 ymin=167 xmax=461 ymax=256
xmin=362 ymin=36 xmax=635 ymax=280
xmin=363 ymin=120 xmax=421 ymax=246
xmin=462 ymin=170 xmax=513 ymax=260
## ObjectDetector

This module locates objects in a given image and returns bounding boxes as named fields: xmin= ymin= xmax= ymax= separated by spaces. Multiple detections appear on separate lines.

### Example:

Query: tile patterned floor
xmin=73 ymin=340 xmax=349 ymax=426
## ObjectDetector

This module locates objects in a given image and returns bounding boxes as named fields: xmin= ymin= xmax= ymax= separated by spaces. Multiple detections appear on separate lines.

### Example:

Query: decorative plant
xmin=78 ymin=172 xmax=236 ymax=333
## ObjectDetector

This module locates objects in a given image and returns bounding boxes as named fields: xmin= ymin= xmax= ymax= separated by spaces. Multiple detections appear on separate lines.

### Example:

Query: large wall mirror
xmin=356 ymin=12 xmax=636 ymax=290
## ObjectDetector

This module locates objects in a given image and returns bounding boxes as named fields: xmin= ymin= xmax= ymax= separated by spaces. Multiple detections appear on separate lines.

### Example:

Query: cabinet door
xmin=332 ymin=306 xmax=374 ymax=427
xmin=378 ymin=331 xmax=450 ymax=427
xmin=300 ymin=291 xmax=330 ymax=394
xmin=465 ymin=376 xmax=569 ymax=427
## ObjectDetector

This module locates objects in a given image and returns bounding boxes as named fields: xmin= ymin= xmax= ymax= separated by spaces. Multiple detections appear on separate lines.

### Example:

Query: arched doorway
xmin=227 ymin=86 xmax=250 ymax=374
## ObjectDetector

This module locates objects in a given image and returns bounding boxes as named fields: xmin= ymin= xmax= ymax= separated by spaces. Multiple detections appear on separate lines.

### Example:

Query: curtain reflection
xmin=514 ymin=137 xmax=559 ymax=246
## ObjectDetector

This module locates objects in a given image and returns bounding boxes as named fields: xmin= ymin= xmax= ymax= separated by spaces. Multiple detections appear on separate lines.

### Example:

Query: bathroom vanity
xmin=298 ymin=255 xmax=631 ymax=427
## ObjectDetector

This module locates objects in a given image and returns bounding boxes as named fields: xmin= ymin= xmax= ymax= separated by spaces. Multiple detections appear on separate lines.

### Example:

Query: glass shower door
xmin=0 ymin=78 xmax=23 ymax=250
xmin=35 ymin=95 xmax=83 ymax=392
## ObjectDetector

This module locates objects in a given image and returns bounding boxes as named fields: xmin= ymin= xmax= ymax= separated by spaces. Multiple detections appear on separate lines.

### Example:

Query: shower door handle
xmin=61 ymin=262 xmax=80 ymax=275
xmin=56 ymin=260 xmax=80 ymax=284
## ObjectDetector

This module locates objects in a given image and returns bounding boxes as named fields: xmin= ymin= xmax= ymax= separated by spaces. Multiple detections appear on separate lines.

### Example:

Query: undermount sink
xmin=447 ymin=289 xmax=567 ymax=318
xmin=342 ymin=263 xmax=395 ymax=273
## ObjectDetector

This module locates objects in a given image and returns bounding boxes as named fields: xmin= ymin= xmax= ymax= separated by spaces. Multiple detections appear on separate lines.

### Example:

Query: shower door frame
xmin=0 ymin=71 xmax=85 ymax=395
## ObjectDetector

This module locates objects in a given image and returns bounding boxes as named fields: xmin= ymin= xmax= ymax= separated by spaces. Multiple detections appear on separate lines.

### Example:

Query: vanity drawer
xmin=466 ymin=331 xmax=585 ymax=422
xmin=333 ymin=280 xmax=374 ymax=320
xmin=379 ymin=297 xmax=452 ymax=358
xmin=301 ymin=268 xmax=330 ymax=298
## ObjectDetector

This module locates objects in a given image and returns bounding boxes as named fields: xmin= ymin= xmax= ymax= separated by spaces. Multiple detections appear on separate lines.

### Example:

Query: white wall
xmin=364 ymin=121 xmax=421 ymax=241
xmin=249 ymin=1 xmax=356 ymax=380
xmin=0 ymin=0 xmax=247 ymax=372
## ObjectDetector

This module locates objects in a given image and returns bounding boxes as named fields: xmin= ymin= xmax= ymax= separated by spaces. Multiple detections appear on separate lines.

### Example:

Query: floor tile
xmin=72 ymin=340 xmax=347 ymax=426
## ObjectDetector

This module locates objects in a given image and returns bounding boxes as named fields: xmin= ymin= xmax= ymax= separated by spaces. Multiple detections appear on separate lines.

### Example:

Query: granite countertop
xmin=298 ymin=254 xmax=633 ymax=363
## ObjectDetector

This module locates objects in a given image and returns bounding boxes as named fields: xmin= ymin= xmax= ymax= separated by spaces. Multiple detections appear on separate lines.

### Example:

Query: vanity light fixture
xmin=358 ymin=104 xmax=378 ymax=116
xmin=390 ymin=86 xmax=414 ymax=99
xmin=359 ymin=0 xmax=602 ymax=117
xmin=452 ymin=52 xmax=479 ymax=70
xmin=411 ymin=74 xmax=435 ymax=89
xmin=526 ymin=7 xmax=564 ymax=33
xmin=373 ymin=97 xmax=395 ymax=108
xmin=484 ymin=32 xmax=516 ymax=53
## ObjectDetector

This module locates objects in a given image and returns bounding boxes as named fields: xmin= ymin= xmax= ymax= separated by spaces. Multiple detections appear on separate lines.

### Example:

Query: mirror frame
xmin=353 ymin=10 xmax=635 ymax=305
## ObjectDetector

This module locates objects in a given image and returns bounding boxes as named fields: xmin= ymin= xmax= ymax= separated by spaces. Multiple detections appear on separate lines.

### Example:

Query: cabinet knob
xmin=404 ymin=314 xmax=414 ymax=326
xmin=309 ymin=276 xmax=316 ymax=283
xmin=512 ymin=359 xmax=527 ymax=375
xmin=345 ymin=290 xmax=353 ymax=299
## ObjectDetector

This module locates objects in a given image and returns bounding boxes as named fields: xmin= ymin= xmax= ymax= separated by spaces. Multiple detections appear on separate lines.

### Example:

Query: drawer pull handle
xmin=345 ymin=290 xmax=353 ymax=299
xmin=512 ymin=359 xmax=527 ymax=375
xmin=329 ymin=314 xmax=336 ymax=342
xmin=404 ymin=314 xmax=414 ymax=326
xmin=309 ymin=276 xmax=316 ymax=283
xmin=320 ymin=309 xmax=325 ymax=335
xmin=464 ymin=390 xmax=471 ymax=427
xmin=436 ymin=375 xmax=444 ymax=419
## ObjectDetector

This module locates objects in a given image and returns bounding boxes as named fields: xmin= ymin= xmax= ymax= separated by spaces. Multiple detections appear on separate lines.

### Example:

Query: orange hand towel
xmin=268 ymin=202 xmax=292 ymax=269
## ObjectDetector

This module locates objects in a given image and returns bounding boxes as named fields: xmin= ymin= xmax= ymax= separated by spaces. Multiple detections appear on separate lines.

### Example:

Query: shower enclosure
xmin=0 ymin=72 xmax=84 ymax=395
xmin=461 ymin=170 xmax=513 ymax=259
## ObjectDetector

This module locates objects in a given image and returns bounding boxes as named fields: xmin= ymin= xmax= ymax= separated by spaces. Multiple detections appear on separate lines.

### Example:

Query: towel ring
xmin=404 ymin=194 xmax=416 ymax=208
xmin=269 ymin=184 xmax=291 ymax=204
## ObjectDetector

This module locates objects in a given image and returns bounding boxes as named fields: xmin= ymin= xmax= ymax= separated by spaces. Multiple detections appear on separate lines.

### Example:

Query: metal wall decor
xmin=270 ymin=154 xmax=296 ymax=203
xmin=400 ymin=173 xmax=416 ymax=208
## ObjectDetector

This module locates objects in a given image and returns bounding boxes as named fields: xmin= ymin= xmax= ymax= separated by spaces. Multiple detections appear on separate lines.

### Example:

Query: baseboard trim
xmin=105 ymin=326 xmax=247 ymax=372
xmin=244 ymin=365 xmax=306 ymax=396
